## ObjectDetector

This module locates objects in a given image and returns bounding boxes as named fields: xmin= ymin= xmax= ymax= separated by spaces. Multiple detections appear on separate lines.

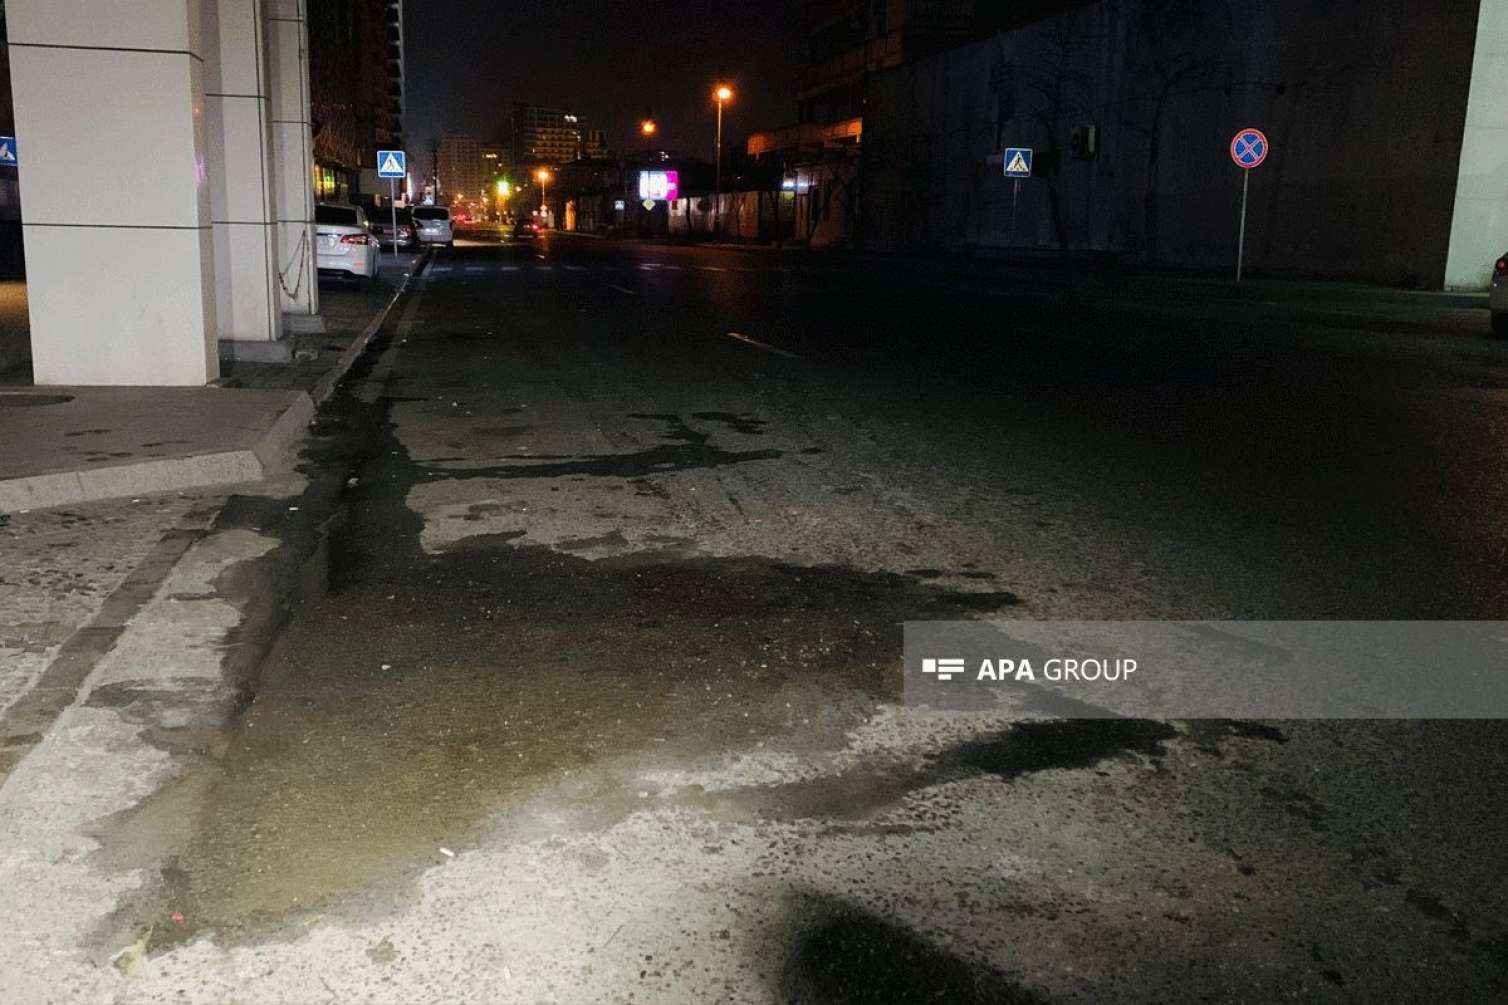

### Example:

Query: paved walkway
xmin=0 ymin=256 xmax=422 ymax=776
xmin=0 ymin=254 xmax=422 ymax=511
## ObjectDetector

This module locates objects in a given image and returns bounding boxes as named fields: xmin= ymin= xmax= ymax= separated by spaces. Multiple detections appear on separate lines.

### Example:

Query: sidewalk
xmin=0 ymin=253 xmax=426 ymax=513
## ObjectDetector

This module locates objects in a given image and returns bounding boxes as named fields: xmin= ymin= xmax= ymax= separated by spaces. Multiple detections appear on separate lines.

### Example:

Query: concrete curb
xmin=310 ymin=249 xmax=429 ymax=406
xmin=0 ymin=451 xmax=266 ymax=513
xmin=0 ymin=253 xmax=429 ymax=513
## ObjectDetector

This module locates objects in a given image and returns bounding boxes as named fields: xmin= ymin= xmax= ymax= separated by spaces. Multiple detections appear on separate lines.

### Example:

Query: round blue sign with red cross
xmin=1230 ymin=128 xmax=1269 ymax=169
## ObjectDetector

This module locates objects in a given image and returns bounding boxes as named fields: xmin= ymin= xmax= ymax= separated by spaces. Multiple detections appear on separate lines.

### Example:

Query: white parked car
xmin=315 ymin=203 xmax=380 ymax=281
xmin=1492 ymin=253 xmax=1508 ymax=336
xmin=412 ymin=205 xmax=454 ymax=247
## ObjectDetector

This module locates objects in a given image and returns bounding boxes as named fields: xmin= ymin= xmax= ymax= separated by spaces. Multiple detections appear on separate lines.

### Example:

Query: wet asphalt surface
xmin=122 ymin=235 xmax=1508 ymax=1001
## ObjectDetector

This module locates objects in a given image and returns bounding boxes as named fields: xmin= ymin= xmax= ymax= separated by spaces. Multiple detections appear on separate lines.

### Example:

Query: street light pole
xmin=713 ymin=84 xmax=733 ymax=235
xmin=536 ymin=169 xmax=550 ymax=227
xmin=640 ymin=117 xmax=657 ymax=164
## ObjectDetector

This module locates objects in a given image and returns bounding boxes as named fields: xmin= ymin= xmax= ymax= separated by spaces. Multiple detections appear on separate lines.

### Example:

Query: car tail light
xmin=340 ymin=234 xmax=374 ymax=246
xmin=1496 ymin=257 xmax=1507 ymax=275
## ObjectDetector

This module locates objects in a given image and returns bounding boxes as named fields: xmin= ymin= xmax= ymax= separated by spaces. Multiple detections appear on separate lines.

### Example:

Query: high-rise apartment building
xmin=438 ymin=133 xmax=483 ymax=202
xmin=510 ymin=104 xmax=589 ymax=170
xmin=584 ymin=128 xmax=609 ymax=160
xmin=384 ymin=1 xmax=405 ymax=151
xmin=481 ymin=144 xmax=513 ymax=180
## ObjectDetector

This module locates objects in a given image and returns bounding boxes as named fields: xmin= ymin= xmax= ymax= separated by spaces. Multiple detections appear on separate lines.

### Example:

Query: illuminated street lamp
xmin=493 ymin=179 xmax=511 ymax=223
xmin=713 ymin=83 xmax=734 ymax=227
xmin=535 ymin=168 xmax=552 ymax=224
xmin=640 ymin=117 xmax=658 ymax=165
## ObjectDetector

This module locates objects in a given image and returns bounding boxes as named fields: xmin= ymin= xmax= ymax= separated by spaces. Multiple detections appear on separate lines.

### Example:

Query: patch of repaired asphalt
xmin=106 ymin=330 xmax=1037 ymax=948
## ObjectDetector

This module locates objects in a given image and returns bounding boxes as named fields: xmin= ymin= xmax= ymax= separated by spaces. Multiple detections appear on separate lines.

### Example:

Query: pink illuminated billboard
xmin=638 ymin=170 xmax=679 ymax=202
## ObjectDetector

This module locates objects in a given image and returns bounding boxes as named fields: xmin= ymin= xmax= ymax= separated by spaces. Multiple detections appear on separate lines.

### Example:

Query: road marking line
xmin=432 ymin=266 xmax=452 ymax=273
xmin=698 ymin=265 xmax=727 ymax=272
xmin=499 ymin=265 xmax=520 ymax=271
xmin=724 ymin=331 xmax=800 ymax=359
xmin=536 ymin=265 xmax=553 ymax=272
xmin=564 ymin=264 xmax=586 ymax=271
xmin=609 ymin=284 xmax=636 ymax=296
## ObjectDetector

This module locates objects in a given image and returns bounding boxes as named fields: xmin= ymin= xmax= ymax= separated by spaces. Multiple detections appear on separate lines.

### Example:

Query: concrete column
xmin=204 ymin=0 xmax=282 ymax=353
xmin=7 ymin=1 xmax=219 ymax=385
xmin=266 ymin=0 xmax=319 ymax=320
xmin=1445 ymin=0 xmax=1508 ymax=290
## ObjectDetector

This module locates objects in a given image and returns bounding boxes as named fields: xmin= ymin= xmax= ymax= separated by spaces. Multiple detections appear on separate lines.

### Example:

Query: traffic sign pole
xmin=389 ymin=179 xmax=399 ymax=256
xmin=1003 ymin=147 xmax=1032 ymax=243
xmin=377 ymin=149 xmax=407 ymax=257
xmin=1236 ymin=169 xmax=1250 ymax=285
xmin=1228 ymin=128 xmax=1269 ymax=287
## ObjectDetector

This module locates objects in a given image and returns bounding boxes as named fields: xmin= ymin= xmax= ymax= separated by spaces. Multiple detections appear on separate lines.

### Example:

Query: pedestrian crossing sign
xmin=1003 ymin=147 xmax=1033 ymax=178
xmin=377 ymin=150 xmax=406 ymax=178
xmin=0 ymin=137 xmax=16 ymax=167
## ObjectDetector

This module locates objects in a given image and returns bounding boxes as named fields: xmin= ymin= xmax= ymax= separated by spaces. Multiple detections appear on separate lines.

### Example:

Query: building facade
xmin=795 ymin=0 xmax=976 ymax=129
xmin=584 ymin=128 xmax=609 ymax=160
xmin=860 ymin=0 xmax=1486 ymax=287
xmin=7 ymin=0 xmax=322 ymax=385
xmin=748 ymin=0 xmax=985 ymax=246
xmin=384 ymin=0 xmax=405 ymax=153
xmin=510 ymin=104 xmax=588 ymax=171
xmin=438 ymin=132 xmax=483 ymax=203
xmin=481 ymin=144 xmax=512 ymax=183
xmin=308 ymin=0 xmax=393 ymax=203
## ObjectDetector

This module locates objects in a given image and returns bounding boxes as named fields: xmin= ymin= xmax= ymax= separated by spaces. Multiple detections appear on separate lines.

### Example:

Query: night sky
xmin=404 ymin=0 xmax=801 ymax=170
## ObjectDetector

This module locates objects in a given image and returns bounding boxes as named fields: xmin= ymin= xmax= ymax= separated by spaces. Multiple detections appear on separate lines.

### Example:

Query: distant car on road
xmin=511 ymin=218 xmax=541 ymax=240
xmin=315 ymin=203 xmax=379 ymax=282
xmin=367 ymin=207 xmax=417 ymax=250
xmin=412 ymin=205 xmax=455 ymax=248
xmin=1493 ymin=254 xmax=1508 ymax=336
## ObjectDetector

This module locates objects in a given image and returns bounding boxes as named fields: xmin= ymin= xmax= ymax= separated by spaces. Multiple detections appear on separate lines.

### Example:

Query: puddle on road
xmin=685 ymin=719 xmax=1181 ymax=827
xmin=122 ymin=355 xmax=1025 ymax=945
xmin=155 ymin=543 xmax=1019 ymax=942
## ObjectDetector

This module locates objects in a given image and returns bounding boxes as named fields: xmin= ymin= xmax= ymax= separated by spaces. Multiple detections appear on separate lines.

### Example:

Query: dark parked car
xmin=367 ymin=207 xmax=417 ymax=250
xmin=511 ymin=218 xmax=542 ymax=240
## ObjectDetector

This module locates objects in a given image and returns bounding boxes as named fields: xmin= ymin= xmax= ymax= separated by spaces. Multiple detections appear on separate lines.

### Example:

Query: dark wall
xmin=861 ymin=0 xmax=1480 ymax=286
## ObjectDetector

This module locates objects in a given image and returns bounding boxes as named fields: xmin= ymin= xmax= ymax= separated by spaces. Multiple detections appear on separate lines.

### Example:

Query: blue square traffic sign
xmin=0 ymin=137 xmax=17 ymax=167
xmin=1003 ymin=147 xmax=1033 ymax=178
xmin=377 ymin=149 xmax=406 ymax=178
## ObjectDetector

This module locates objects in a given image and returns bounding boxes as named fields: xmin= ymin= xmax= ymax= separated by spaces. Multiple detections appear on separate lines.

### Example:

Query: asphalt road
xmin=108 ymin=235 xmax=1508 ymax=1001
